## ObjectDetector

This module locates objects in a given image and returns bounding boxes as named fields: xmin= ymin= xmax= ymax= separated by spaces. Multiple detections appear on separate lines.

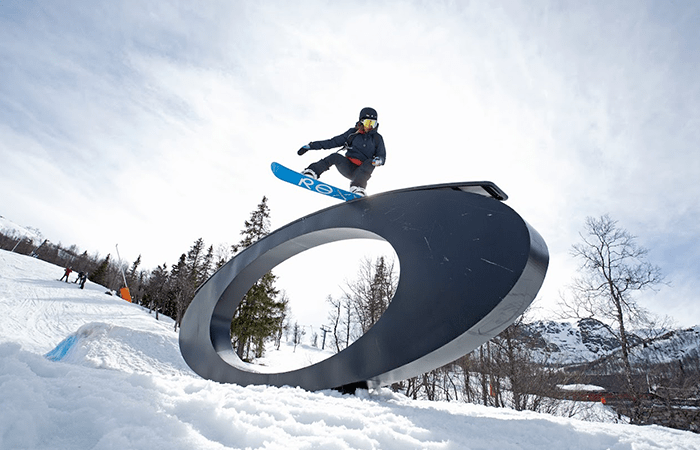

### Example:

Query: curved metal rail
xmin=179 ymin=182 xmax=548 ymax=391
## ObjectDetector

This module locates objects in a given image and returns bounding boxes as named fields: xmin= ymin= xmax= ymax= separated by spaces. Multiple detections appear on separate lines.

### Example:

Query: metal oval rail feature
xmin=179 ymin=182 xmax=549 ymax=392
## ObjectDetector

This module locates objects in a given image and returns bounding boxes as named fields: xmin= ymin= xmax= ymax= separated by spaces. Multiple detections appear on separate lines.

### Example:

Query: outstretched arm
xmin=308 ymin=128 xmax=356 ymax=150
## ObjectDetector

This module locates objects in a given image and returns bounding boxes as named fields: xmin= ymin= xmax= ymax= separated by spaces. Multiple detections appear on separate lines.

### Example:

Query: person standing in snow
xmin=79 ymin=272 xmax=88 ymax=289
xmin=297 ymin=107 xmax=386 ymax=197
xmin=59 ymin=267 xmax=72 ymax=283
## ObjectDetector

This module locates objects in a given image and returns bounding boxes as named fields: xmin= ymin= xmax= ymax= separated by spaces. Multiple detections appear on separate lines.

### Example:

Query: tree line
xmin=0 ymin=197 xmax=287 ymax=360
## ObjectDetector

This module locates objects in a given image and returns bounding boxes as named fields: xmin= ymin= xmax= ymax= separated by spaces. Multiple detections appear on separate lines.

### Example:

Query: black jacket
xmin=309 ymin=126 xmax=386 ymax=164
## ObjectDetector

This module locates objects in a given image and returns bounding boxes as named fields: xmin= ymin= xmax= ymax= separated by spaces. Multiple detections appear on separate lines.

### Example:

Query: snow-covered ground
xmin=1 ymin=249 xmax=699 ymax=449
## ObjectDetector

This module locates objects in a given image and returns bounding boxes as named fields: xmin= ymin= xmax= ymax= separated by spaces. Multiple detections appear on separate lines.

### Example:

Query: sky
xmin=1 ymin=1 xmax=699 ymax=328
xmin=3 ymin=249 xmax=700 ymax=449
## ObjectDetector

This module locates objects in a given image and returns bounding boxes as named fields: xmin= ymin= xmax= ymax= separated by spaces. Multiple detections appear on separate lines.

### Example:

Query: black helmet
xmin=359 ymin=107 xmax=377 ymax=121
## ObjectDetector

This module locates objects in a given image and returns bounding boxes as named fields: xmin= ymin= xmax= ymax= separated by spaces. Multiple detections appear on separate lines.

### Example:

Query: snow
xmin=252 ymin=341 xmax=336 ymax=373
xmin=0 ymin=216 xmax=43 ymax=245
xmin=558 ymin=385 xmax=606 ymax=392
xmin=1 ymin=249 xmax=699 ymax=449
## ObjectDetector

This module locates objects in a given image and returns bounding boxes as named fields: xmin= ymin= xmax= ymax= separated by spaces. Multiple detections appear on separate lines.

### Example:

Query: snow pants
xmin=307 ymin=154 xmax=375 ymax=189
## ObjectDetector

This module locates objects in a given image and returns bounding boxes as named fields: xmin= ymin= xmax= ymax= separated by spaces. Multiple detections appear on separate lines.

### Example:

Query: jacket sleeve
xmin=308 ymin=128 xmax=356 ymax=150
xmin=375 ymin=133 xmax=387 ymax=164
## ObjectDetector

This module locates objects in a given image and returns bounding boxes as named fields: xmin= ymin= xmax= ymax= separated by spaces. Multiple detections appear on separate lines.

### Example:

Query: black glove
xmin=297 ymin=144 xmax=311 ymax=156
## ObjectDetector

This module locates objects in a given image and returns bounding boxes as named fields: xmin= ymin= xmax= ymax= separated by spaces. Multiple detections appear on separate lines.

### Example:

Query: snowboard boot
xmin=301 ymin=168 xmax=318 ymax=180
xmin=350 ymin=185 xmax=366 ymax=197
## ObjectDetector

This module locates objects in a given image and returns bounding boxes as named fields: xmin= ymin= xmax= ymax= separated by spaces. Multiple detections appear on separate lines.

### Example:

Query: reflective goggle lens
xmin=361 ymin=119 xmax=377 ymax=129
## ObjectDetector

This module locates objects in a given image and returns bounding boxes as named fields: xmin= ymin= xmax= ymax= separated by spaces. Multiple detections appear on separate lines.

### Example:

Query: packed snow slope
xmin=1 ymin=250 xmax=699 ymax=450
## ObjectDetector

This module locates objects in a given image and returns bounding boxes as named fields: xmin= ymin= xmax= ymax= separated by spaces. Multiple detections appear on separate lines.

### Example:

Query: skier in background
xmin=297 ymin=107 xmax=386 ymax=197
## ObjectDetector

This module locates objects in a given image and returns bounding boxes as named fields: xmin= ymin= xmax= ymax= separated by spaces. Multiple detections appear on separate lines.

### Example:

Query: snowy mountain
xmin=523 ymin=318 xmax=700 ymax=370
xmin=524 ymin=319 xmax=636 ymax=364
xmin=2 ymin=248 xmax=699 ymax=449
xmin=630 ymin=327 xmax=700 ymax=367
xmin=0 ymin=215 xmax=43 ymax=244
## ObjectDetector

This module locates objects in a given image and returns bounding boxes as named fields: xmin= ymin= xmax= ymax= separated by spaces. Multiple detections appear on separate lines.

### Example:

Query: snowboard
xmin=271 ymin=162 xmax=363 ymax=201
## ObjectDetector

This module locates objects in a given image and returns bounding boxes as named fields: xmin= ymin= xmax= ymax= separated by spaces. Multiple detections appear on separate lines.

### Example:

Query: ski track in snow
xmin=1 ymin=249 xmax=700 ymax=450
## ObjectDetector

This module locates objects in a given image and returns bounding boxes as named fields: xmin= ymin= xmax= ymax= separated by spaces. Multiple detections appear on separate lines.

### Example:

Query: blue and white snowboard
xmin=271 ymin=162 xmax=362 ymax=201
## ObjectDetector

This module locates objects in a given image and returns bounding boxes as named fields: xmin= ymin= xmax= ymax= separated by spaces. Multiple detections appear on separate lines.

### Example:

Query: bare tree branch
xmin=560 ymin=214 xmax=665 ymax=424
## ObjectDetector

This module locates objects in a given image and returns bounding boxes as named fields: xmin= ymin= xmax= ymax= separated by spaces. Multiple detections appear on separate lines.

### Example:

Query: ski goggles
xmin=361 ymin=118 xmax=377 ymax=129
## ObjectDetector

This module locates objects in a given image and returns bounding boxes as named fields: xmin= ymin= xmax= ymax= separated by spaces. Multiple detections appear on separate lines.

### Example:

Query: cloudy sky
xmin=1 ymin=1 xmax=699 ymax=328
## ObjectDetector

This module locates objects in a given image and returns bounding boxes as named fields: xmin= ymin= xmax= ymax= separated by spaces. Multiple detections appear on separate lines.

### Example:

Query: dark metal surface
xmin=179 ymin=182 xmax=548 ymax=391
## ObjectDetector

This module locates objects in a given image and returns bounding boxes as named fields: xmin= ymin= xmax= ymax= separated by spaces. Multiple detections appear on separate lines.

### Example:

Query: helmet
xmin=359 ymin=107 xmax=378 ymax=121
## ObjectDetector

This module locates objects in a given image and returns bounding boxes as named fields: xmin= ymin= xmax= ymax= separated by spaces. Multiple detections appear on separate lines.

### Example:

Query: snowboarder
xmin=297 ymin=107 xmax=386 ymax=197
xmin=59 ymin=267 xmax=72 ymax=283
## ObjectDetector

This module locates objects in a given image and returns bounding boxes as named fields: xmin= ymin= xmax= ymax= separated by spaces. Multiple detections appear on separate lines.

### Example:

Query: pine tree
xmin=202 ymin=245 xmax=214 ymax=283
xmin=232 ymin=196 xmax=272 ymax=252
xmin=90 ymin=254 xmax=111 ymax=287
xmin=185 ymin=238 xmax=207 ymax=287
xmin=130 ymin=255 xmax=141 ymax=274
xmin=144 ymin=263 xmax=169 ymax=320
xmin=169 ymin=253 xmax=188 ymax=330
xmin=127 ymin=255 xmax=142 ymax=303
xmin=230 ymin=197 xmax=287 ymax=360
xmin=170 ymin=238 xmax=212 ymax=331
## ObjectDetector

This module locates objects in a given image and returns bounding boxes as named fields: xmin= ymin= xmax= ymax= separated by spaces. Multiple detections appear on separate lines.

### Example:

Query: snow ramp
xmin=45 ymin=322 xmax=192 ymax=376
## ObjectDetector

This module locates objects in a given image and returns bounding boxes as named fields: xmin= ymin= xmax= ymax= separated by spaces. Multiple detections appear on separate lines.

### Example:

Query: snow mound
xmin=44 ymin=322 xmax=191 ymax=376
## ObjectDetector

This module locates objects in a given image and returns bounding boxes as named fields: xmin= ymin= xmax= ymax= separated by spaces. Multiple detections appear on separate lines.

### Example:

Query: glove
xmin=372 ymin=157 xmax=384 ymax=167
xmin=297 ymin=144 xmax=311 ymax=156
